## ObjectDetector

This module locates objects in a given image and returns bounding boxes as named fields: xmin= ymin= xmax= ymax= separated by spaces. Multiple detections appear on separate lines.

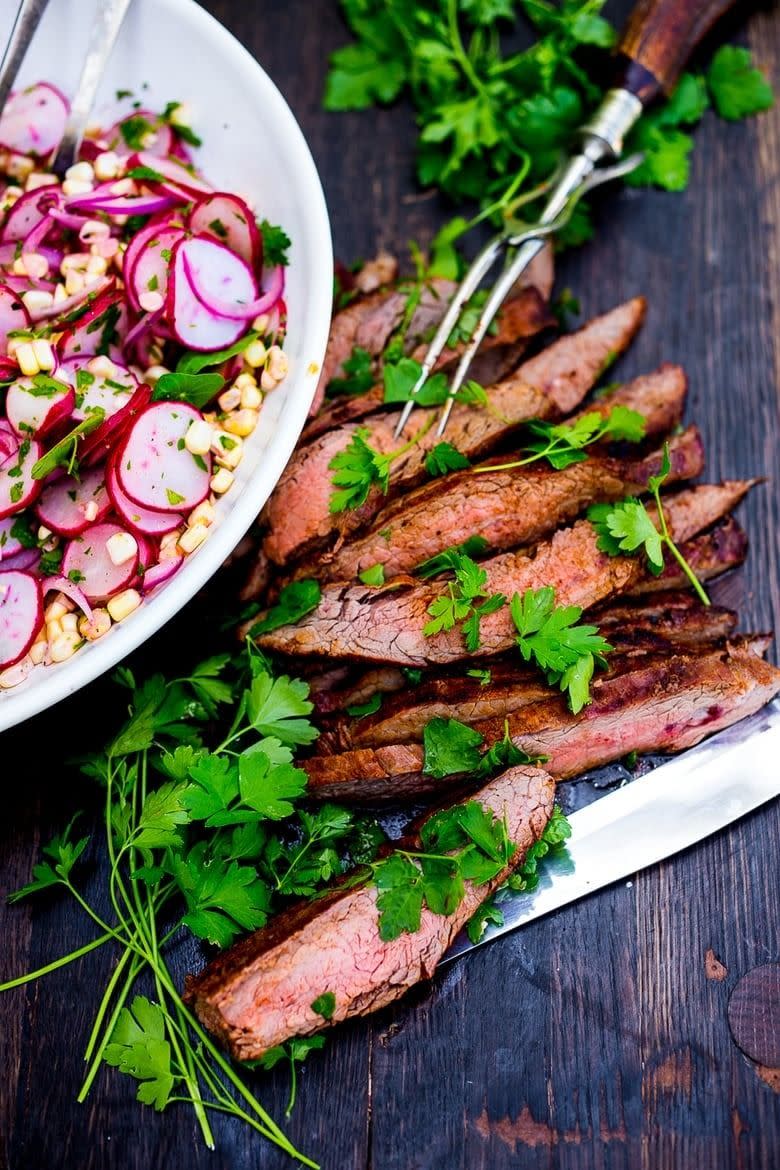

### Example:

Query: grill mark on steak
xmin=317 ymin=424 xmax=703 ymax=585
xmin=262 ymin=298 xmax=646 ymax=566
xmin=308 ymin=595 xmax=738 ymax=716
xmin=185 ymin=765 xmax=555 ymax=1060
xmin=254 ymin=482 xmax=755 ymax=665
xmin=303 ymin=286 xmax=555 ymax=443
xmin=302 ymin=642 xmax=780 ymax=801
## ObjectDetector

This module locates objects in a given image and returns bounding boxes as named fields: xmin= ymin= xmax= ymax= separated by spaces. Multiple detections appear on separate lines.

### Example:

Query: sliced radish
xmin=0 ymin=570 xmax=42 ymax=668
xmin=188 ymin=194 xmax=261 ymax=270
xmin=124 ymin=222 xmax=186 ymax=313
xmin=108 ymin=113 xmax=174 ymax=158
xmin=0 ymin=283 xmax=31 ymax=350
xmin=79 ymin=382 xmax=152 ymax=467
xmin=5 ymin=374 xmax=75 ymax=438
xmin=143 ymin=557 xmax=183 ymax=592
xmin=0 ymin=515 xmax=25 ymax=560
xmin=179 ymin=235 xmax=258 ymax=320
xmin=106 ymin=453 xmax=182 ymax=535
xmin=0 ymin=183 xmax=60 ymax=241
xmin=166 ymin=238 xmax=246 ymax=351
xmin=61 ymin=521 xmax=139 ymax=602
xmin=58 ymin=356 xmax=137 ymax=421
xmin=0 ymin=434 xmax=42 ymax=519
xmin=116 ymin=402 xmax=211 ymax=512
xmin=129 ymin=151 xmax=212 ymax=197
xmin=58 ymin=288 xmax=129 ymax=360
xmin=43 ymin=575 xmax=93 ymax=620
xmin=0 ymin=83 xmax=68 ymax=158
xmin=0 ymin=547 xmax=40 ymax=573
xmin=36 ymin=466 xmax=110 ymax=536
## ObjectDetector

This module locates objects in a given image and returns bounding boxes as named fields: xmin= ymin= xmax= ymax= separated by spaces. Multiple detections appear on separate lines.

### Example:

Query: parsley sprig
xmin=423 ymin=550 xmax=505 ymax=651
xmin=328 ymin=417 xmax=433 ymax=512
xmin=587 ymin=443 xmax=711 ymax=606
xmin=475 ymin=405 xmax=646 ymax=474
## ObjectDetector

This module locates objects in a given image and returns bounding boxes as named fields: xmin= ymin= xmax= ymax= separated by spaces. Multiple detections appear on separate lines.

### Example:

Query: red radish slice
xmin=0 ymin=83 xmax=68 ymax=157
xmin=0 ymin=515 xmax=25 ymax=560
xmin=129 ymin=151 xmax=212 ymax=197
xmin=58 ymin=356 xmax=137 ymax=421
xmin=61 ymin=521 xmax=139 ymax=602
xmin=143 ymin=557 xmax=183 ymax=592
xmin=185 ymin=249 xmax=284 ymax=322
xmin=125 ymin=223 xmax=186 ymax=313
xmin=0 ymin=434 xmax=42 ymax=519
xmin=0 ymin=570 xmax=42 ymax=668
xmin=66 ymin=190 xmax=178 ymax=217
xmin=79 ymin=382 xmax=152 ymax=467
xmin=0 ymin=183 xmax=60 ymax=241
xmin=0 ymin=283 xmax=31 ymax=349
xmin=188 ymin=194 xmax=261 ymax=269
xmin=36 ymin=466 xmax=110 ymax=536
xmin=106 ymin=453 xmax=182 ymax=535
xmin=5 ymin=375 xmax=75 ymax=439
xmin=179 ymin=235 xmax=258 ymax=320
xmin=0 ymin=547 xmax=40 ymax=573
xmin=108 ymin=113 xmax=174 ymax=158
xmin=166 ymin=238 xmax=246 ymax=350
xmin=116 ymin=402 xmax=211 ymax=512
xmin=58 ymin=288 xmax=129 ymax=360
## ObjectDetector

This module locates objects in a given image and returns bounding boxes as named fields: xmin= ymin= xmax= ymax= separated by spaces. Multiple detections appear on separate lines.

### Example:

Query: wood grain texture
xmin=1 ymin=1 xmax=780 ymax=1168
xmin=616 ymin=0 xmax=739 ymax=102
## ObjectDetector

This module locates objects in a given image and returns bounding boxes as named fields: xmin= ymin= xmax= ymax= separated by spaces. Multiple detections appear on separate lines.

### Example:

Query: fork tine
xmin=434 ymin=236 xmax=548 ymax=437
xmin=393 ymin=232 xmax=506 ymax=439
xmin=0 ymin=0 xmax=51 ymax=113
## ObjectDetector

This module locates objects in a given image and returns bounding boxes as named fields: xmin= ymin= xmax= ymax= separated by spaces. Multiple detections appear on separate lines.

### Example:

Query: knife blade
xmin=444 ymin=698 xmax=780 ymax=963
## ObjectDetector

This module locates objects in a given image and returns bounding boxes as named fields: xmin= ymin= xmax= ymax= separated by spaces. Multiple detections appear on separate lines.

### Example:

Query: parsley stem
xmin=0 ymin=932 xmax=111 ymax=992
xmin=82 ymin=945 xmax=132 ymax=1062
xmin=447 ymin=0 xmax=485 ymax=95
xmin=652 ymin=491 xmax=711 ymax=607
xmin=78 ymin=953 xmax=144 ymax=1103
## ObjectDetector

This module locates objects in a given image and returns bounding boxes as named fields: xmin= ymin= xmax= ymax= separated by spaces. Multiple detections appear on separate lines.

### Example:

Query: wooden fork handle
xmin=615 ymin=0 xmax=739 ymax=105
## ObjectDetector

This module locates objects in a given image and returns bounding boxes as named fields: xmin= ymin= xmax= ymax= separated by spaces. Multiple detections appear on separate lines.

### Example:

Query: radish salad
xmin=0 ymin=83 xmax=290 ymax=689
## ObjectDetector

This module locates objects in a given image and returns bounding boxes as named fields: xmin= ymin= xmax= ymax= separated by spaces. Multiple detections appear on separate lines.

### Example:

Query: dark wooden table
xmin=2 ymin=2 xmax=780 ymax=1167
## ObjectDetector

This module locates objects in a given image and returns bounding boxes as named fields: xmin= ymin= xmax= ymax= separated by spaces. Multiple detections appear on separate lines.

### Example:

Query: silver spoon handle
xmin=0 ymin=0 xmax=52 ymax=113
xmin=51 ymin=0 xmax=132 ymax=174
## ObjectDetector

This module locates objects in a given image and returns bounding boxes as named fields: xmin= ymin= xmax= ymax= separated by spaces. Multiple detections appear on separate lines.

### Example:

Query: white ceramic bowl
xmin=0 ymin=0 xmax=333 ymax=731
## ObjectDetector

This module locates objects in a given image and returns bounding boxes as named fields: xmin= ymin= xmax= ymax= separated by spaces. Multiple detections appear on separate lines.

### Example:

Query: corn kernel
xmin=44 ymin=600 xmax=68 ymax=622
xmin=79 ymin=218 xmax=110 ymax=245
xmin=223 ymin=409 xmax=258 ymax=438
xmin=244 ymin=339 xmax=267 ymax=368
xmin=86 ymin=253 xmax=108 ymax=277
xmin=184 ymin=419 xmax=213 ymax=456
xmin=209 ymin=467 xmax=234 ymax=494
xmin=61 ymin=613 xmax=79 ymax=632
xmin=24 ymin=171 xmax=52 ymax=191
xmin=65 ymin=270 xmax=85 ymax=297
xmin=240 ymin=382 xmax=262 ymax=410
xmin=1 ymin=152 xmax=33 ymax=181
xmin=62 ymin=178 xmax=94 ymax=197
xmin=177 ymin=523 xmax=209 ymax=554
xmin=21 ymin=252 xmax=49 ymax=279
xmin=61 ymin=253 xmax=90 ymax=274
xmin=187 ymin=499 xmax=215 ymax=528
xmin=212 ymin=431 xmax=243 ymax=470
xmin=267 ymin=345 xmax=288 ymax=381
xmin=93 ymin=151 xmax=121 ymax=182
xmin=159 ymin=529 xmax=184 ymax=561
xmin=49 ymin=631 xmax=82 ymax=662
xmin=83 ymin=500 xmax=99 ymax=522
xmin=22 ymin=289 xmax=54 ymax=315
xmin=16 ymin=341 xmax=39 ymax=377
xmin=234 ymin=372 xmax=256 ymax=390
xmin=88 ymin=355 xmax=116 ymax=378
xmin=217 ymin=386 xmax=241 ymax=412
xmin=107 ymin=589 xmax=141 ymax=622
xmin=53 ymin=282 xmax=67 ymax=304
xmin=106 ymin=531 xmax=138 ymax=566
xmin=29 ymin=640 xmax=46 ymax=665
xmin=260 ymin=368 xmax=278 ymax=392
xmin=31 ymin=339 xmax=55 ymax=371
xmin=251 ymin=313 xmax=269 ymax=334
xmin=139 ymin=290 xmax=164 ymax=313
xmin=46 ymin=618 xmax=63 ymax=642
xmin=79 ymin=608 xmax=111 ymax=641
xmin=65 ymin=161 xmax=95 ymax=184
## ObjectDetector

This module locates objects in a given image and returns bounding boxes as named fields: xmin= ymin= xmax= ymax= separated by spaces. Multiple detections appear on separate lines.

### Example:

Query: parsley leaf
xmin=248 ymin=579 xmax=321 ymax=636
xmin=170 ymin=845 xmax=270 ymax=946
xmin=259 ymin=219 xmax=292 ymax=267
xmin=246 ymin=671 xmax=318 ymax=746
xmin=510 ymin=586 xmax=612 ymax=713
xmin=425 ymin=440 xmax=471 ymax=477
xmin=104 ymin=996 xmax=174 ymax=1111
xmin=707 ymin=45 xmax=774 ymax=121
xmin=358 ymin=562 xmax=386 ymax=586
xmin=346 ymin=693 xmax=383 ymax=718
xmin=7 ymin=818 xmax=89 ymax=902
xmin=152 ymin=371 xmax=225 ymax=407
xmin=415 ymin=534 xmax=489 ymax=578
xmin=480 ymin=406 xmax=646 ymax=473
xmin=423 ymin=550 xmax=505 ymax=650
xmin=423 ymin=716 xmax=484 ymax=778
xmin=311 ymin=992 xmax=336 ymax=1020
xmin=326 ymin=345 xmax=375 ymax=397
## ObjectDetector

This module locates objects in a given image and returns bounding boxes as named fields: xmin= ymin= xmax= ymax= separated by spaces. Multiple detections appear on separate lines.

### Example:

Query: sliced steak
xmin=303 ymin=285 xmax=555 ymax=442
xmin=263 ymin=298 xmax=646 ymax=566
xmin=303 ymin=642 xmax=780 ymax=801
xmin=185 ymin=765 xmax=555 ymax=1060
xmin=254 ymin=481 xmax=755 ymax=665
xmin=318 ymin=423 xmax=702 ymax=584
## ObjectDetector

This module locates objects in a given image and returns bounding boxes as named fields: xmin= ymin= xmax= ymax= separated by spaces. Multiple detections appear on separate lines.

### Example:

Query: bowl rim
xmin=0 ymin=0 xmax=333 ymax=733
